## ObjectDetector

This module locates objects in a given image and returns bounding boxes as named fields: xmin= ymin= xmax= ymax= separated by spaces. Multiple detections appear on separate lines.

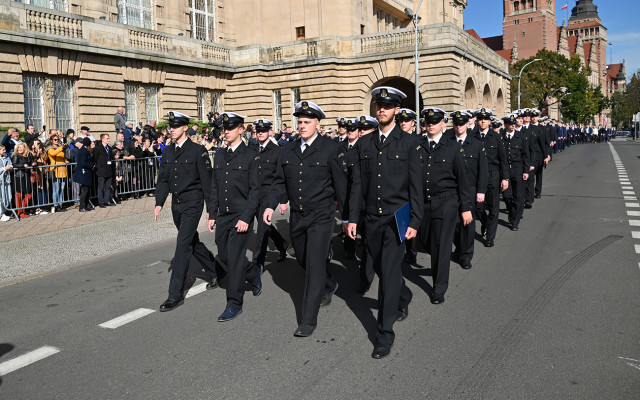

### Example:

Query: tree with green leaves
xmin=608 ymin=72 xmax=640 ymax=129
xmin=510 ymin=49 xmax=605 ymax=124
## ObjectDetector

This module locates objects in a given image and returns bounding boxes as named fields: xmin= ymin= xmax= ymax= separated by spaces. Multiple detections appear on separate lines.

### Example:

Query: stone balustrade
xmin=128 ymin=30 xmax=169 ymax=53
xmin=201 ymin=44 xmax=230 ymax=62
xmin=26 ymin=9 xmax=82 ymax=38
xmin=360 ymin=29 xmax=422 ymax=53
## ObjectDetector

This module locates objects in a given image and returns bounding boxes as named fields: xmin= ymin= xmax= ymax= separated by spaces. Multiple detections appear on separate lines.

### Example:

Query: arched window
xmin=514 ymin=1 xmax=520 ymax=12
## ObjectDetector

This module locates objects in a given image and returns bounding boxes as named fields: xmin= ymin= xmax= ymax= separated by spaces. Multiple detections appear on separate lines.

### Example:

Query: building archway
xmin=464 ymin=78 xmax=477 ymax=109
xmin=496 ymin=89 xmax=505 ymax=116
xmin=482 ymin=84 xmax=492 ymax=108
xmin=366 ymin=77 xmax=424 ymax=116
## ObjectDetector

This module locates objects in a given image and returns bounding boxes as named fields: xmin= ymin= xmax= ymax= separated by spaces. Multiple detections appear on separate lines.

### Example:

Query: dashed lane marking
xmin=185 ymin=282 xmax=208 ymax=298
xmin=623 ymin=191 xmax=636 ymax=195
xmin=147 ymin=261 xmax=161 ymax=267
xmin=99 ymin=308 xmax=156 ymax=329
xmin=629 ymin=220 xmax=640 ymax=226
xmin=627 ymin=211 xmax=640 ymax=217
xmin=626 ymin=203 xmax=640 ymax=208
xmin=0 ymin=346 xmax=60 ymax=376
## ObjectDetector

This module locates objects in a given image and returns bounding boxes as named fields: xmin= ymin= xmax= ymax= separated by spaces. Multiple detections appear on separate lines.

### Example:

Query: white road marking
xmin=99 ymin=308 xmax=156 ymax=329
xmin=624 ymin=196 xmax=637 ymax=200
xmin=629 ymin=220 xmax=640 ymax=226
xmin=626 ymin=203 xmax=640 ymax=208
xmin=635 ymin=245 xmax=640 ymax=254
xmin=632 ymin=232 xmax=640 ymax=239
xmin=147 ymin=261 xmax=161 ymax=267
xmin=623 ymin=186 xmax=634 ymax=190
xmin=623 ymin=191 xmax=636 ymax=195
xmin=0 ymin=346 xmax=60 ymax=376
xmin=627 ymin=211 xmax=640 ymax=217
xmin=185 ymin=282 xmax=208 ymax=298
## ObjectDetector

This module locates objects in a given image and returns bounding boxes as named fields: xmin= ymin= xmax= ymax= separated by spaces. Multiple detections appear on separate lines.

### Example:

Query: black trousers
xmin=503 ymin=173 xmax=525 ymax=226
xmin=79 ymin=185 xmax=90 ymax=209
xmin=419 ymin=194 xmax=458 ymax=297
xmin=525 ymin=164 xmax=538 ymax=203
xmin=365 ymin=213 xmax=413 ymax=346
xmin=97 ymin=176 xmax=112 ymax=204
xmin=477 ymin=170 xmax=501 ymax=241
xmin=534 ymin=162 xmax=544 ymax=197
xmin=253 ymin=202 xmax=288 ymax=265
xmin=454 ymin=202 xmax=476 ymax=262
xmin=168 ymin=199 xmax=218 ymax=299
xmin=215 ymin=212 xmax=259 ymax=309
xmin=289 ymin=207 xmax=337 ymax=327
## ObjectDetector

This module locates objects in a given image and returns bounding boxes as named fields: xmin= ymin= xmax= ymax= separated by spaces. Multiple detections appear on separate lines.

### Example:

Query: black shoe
xmin=277 ymin=241 xmax=289 ymax=262
xmin=105 ymin=202 xmax=115 ymax=207
xmin=252 ymin=265 xmax=263 ymax=296
xmin=206 ymin=276 xmax=219 ymax=290
xmin=320 ymin=283 xmax=338 ymax=307
xmin=524 ymin=201 xmax=532 ymax=209
xmin=159 ymin=297 xmax=184 ymax=312
xmin=371 ymin=344 xmax=392 ymax=359
xmin=485 ymin=239 xmax=495 ymax=247
xmin=510 ymin=225 xmax=519 ymax=231
xmin=396 ymin=306 xmax=409 ymax=322
xmin=461 ymin=260 xmax=472 ymax=269
xmin=133 ymin=194 xmax=141 ymax=199
xmin=86 ymin=206 xmax=95 ymax=211
xmin=114 ymin=198 xmax=122 ymax=204
xmin=79 ymin=208 xmax=88 ymax=212
xmin=404 ymin=252 xmax=417 ymax=264
xmin=358 ymin=281 xmax=371 ymax=294
xmin=431 ymin=294 xmax=445 ymax=305
xmin=480 ymin=225 xmax=487 ymax=237
xmin=534 ymin=194 xmax=541 ymax=199
xmin=218 ymin=307 xmax=242 ymax=322
xmin=294 ymin=324 xmax=316 ymax=337
xmin=99 ymin=204 xmax=107 ymax=208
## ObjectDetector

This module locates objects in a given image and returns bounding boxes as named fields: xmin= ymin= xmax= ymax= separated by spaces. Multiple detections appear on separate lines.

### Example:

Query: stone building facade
xmin=0 ymin=0 xmax=510 ymax=135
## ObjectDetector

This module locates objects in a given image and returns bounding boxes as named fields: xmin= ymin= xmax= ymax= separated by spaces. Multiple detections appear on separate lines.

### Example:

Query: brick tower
xmin=503 ymin=0 xmax=557 ymax=60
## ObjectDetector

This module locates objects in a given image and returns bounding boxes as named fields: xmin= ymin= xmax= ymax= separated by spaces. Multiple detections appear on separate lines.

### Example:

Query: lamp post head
xmin=404 ymin=7 xmax=414 ymax=17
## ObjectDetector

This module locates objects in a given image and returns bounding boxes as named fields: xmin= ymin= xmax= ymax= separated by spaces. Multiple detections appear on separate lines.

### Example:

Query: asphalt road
xmin=1 ymin=138 xmax=639 ymax=399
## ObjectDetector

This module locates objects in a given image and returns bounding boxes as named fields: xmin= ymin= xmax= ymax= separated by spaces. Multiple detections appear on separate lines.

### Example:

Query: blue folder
xmin=394 ymin=202 xmax=411 ymax=243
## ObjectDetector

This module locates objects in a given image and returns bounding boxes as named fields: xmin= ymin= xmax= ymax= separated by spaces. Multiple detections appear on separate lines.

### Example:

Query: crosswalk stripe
xmin=0 ymin=346 xmax=60 ymax=376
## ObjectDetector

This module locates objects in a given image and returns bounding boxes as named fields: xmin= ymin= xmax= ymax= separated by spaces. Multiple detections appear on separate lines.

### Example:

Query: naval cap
xmin=253 ymin=118 xmax=273 ymax=131
xmin=221 ymin=112 xmax=248 ymax=128
xmin=502 ymin=114 xmax=517 ymax=124
xmin=421 ymin=107 xmax=446 ymax=124
xmin=450 ymin=110 xmax=471 ymax=125
xmin=167 ymin=111 xmax=192 ymax=127
xmin=346 ymin=118 xmax=359 ymax=131
xmin=397 ymin=108 xmax=418 ymax=121
xmin=293 ymin=101 xmax=326 ymax=120
xmin=475 ymin=108 xmax=494 ymax=119
xmin=357 ymin=115 xmax=379 ymax=129
xmin=372 ymin=86 xmax=407 ymax=106
xmin=336 ymin=117 xmax=349 ymax=127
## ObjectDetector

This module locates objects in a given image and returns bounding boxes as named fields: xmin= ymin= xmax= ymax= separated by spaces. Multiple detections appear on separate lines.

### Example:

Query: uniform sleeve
xmin=347 ymin=145 xmax=363 ymax=224
xmin=342 ymin=149 xmax=358 ymax=223
xmin=454 ymin=151 xmax=473 ymax=213
xmin=498 ymin=137 xmax=509 ymax=181
xmin=521 ymin=140 xmax=530 ymax=175
xmin=527 ymin=132 xmax=537 ymax=167
xmin=329 ymin=146 xmax=348 ymax=217
xmin=155 ymin=151 xmax=170 ymax=208
xmin=241 ymin=154 xmax=260 ymax=223
xmin=267 ymin=149 xmax=287 ymax=210
xmin=407 ymin=139 xmax=424 ymax=230
xmin=197 ymin=146 xmax=214 ymax=216
xmin=476 ymin=144 xmax=489 ymax=194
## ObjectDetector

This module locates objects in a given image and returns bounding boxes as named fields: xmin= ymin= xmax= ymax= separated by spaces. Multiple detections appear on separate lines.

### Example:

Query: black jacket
xmin=93 ymin=142 xmax=113 ymax=177
xmin=501 ymin=130 xmax=530 ymax=177
xmin=256 ymin=141 xmax=287 ymax=205
xmin=348 ymin=124 xmax=424 ymax=229
xmin=210 ymin=142 xmax=259 ymax=222
xmin=268 ymin=135 xmax=347 ymax=215
xmin=474 ymin=129 xmax=509 ymax=181
xmin=155 ymin=138 xmax=214 ymax=213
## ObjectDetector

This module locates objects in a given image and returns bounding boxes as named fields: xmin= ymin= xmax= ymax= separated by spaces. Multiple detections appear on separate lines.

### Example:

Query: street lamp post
xmin=405 ymin=0 xmax=424 ymax=134
xmin=517 ymin=58 xmax=542 ymax=110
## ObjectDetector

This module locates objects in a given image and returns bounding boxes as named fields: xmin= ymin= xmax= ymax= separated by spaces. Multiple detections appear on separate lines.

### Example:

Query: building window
xmin=145 ymin=86 xmax=158 ymax=123
xmin=196 ymin=89 xmax=223 ymax=122
xmin=514 ymin=1 xmax=519 ymax=12
xmin=385 ymin=13 xmax=391 ymax=30
xmin=392 ymin=17 xmax=399 ymax=30
xmin=273 ymin=90 xmax=282 ymax=129
xmin=296 ymin=26 xmax=305 ymax=40
xmin=117 ymin=0 xmax=154 ymax=30
xmin=124 ymin=84 xmax=138 ymax=126
xmin=514 ymin=19 xmax=519 ymax=25
xmin=522 ymin=30 xmax=526 ymax=37
xmin=190 ymin=0 xmax=216 ymax=42
xmin=125 ymin=83 xmax=160 ymax=125
xmin=23 ymin=76 xmax=75 ymax=133
xmin=376 ymin=9 xmax=383 ymax=32
xmin=291 ymin=88 xmax=300 ymax=130
xmin=15 ymin=0 xmax=67 ymax=12
xmin=361 ymin=24 xmax=365 ymax=35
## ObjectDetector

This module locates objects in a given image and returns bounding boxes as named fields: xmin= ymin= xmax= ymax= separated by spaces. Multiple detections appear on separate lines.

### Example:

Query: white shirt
xmin=378 ymin=123 xmax=396 ymax=142
xmin=175 ymin=136 xmax=188 ymax=149
xmin=455 ymin=133 xmax=468 ymax=145
xmin=427 ymin=133 xmax=443 ymax=147
xmin=300 ymin=134 xmax=318 ymax=152
xmin=228 ymin=141 xmax=242 ymax=152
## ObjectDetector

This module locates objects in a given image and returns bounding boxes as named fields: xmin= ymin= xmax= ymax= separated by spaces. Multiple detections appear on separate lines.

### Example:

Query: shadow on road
xmin=0 ymin=343 xmax=15 ymax=386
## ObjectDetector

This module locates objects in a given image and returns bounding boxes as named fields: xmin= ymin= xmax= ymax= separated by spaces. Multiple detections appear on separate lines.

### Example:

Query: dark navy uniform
xmin=452 ymin=134 xmax=488 ymax=264
xmin=210 ymin=142 xmax=261 ymax=310
xmin=524 ymin=120 xmax=549 ymax=205
xmin=502 ymin=125 xmax=530 ymax=230
xmin=475 ymin=128 xmax=509 ymax=244
xmin=253 ymin=140 xmax=289 ymax=266
xmin=155 ymin=131 xmax=218 ymax=303
xmin=349 ymin=124 xmax=423 ymax=347
xmin=268 ymin=126 xmax=347 ymax=332
xmin=420 ymin=129 xmax=473 ymax=298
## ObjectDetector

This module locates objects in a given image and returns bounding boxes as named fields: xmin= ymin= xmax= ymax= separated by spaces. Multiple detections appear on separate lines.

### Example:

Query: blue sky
xmin=463 ymin=0 xmax=640 ymax=81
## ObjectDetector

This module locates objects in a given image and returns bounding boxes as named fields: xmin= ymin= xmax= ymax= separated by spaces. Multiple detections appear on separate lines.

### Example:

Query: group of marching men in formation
xmin=152 ymin=85 xmax=569 ymax=359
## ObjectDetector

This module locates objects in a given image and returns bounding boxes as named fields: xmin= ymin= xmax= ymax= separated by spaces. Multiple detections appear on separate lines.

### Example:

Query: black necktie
xmin=481 ymin=133 xmax=485 ymax=139
xmin=348 ymin=144 xmax=353 ymax=150
xmin=380 ymin=135 xmax=386 ymax=145
xmin=259 ymin=146 xmax=265 ymax=153
xmin=458 ymin=139 xmax=463 ymax=147
xmin=429 ymin=141 xmax=435 ymax=150
xmin=227 ymin=148 xmax=233 ymax=154
xmin=301 ymin=143 xmax=308 ymax=153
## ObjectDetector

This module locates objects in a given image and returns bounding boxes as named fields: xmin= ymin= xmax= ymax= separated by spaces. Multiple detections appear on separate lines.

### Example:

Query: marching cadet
xmin=347 ymin=87 xmax=423 ymax=359
xmin=154 ymin=111 xmax=220 ymax=312
xmin=252 ymin=118 xmax=289 ymax=271
xmin=467 ymin=109 xmax=478 ymax=134
xmin=335 ymin=117 xmax=349 ymax=143
xmin=490 ymin=117 xmax=503 ymax=133
xmin=501 ymin=114 xmax=530 ymax=231
xmin=474 ymin=109 xmax=509 ymax=247
xmin=342 ymin=118 xmax=360 ymax=260
xmin=449 ymin=110 xmax=487 ymax=268
xmin=397 ymin=108 xmax=418 ymax=134
xmin=358 ymin=115 xmax=379 ymax=137
xmin=263 ymin=101 xmax=347 ymax=338
xmin=207 ymin=112 xmax=262 ymax=322
xmin=418 ymin=107 xmax=473 ymax=302
xmin=529 ymin=110 xmax=551 ymax=201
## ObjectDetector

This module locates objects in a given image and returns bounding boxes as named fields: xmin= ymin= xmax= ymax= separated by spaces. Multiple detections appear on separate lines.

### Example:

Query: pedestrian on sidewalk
xmin=73 ymin=138 xmax=94 ymax=212
xmin=0 ymin=144 xmax=13 ymax=221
